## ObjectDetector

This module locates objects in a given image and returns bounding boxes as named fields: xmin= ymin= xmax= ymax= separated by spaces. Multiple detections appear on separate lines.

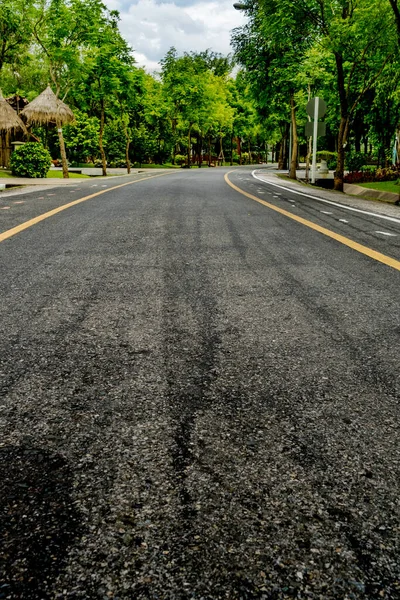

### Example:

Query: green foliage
xmin=10 ymin=143 xmax=52 ymax=178
xmin=3 ymin=0 xmax=400 ymax=178
xmin=0 ymin=0 xmax=34 ymax=73
xmin=63 ymin=111 xmax=100 ymax=163
xmin=345 ymin=151 xmax=367 ymax=173
xmin=316 ymin=151 xmax=337 ymax=169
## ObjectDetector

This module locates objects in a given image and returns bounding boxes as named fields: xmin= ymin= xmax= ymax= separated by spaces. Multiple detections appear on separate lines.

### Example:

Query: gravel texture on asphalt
xmin=0 ymin=167 xmax=400 ymax=599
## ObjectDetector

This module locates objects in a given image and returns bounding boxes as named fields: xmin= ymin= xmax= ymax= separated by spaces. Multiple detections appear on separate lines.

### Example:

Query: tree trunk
xmin=198 ymin=134 xmax=203 ymax=168
xmin=278 ymin=139 xmax=284 ymax=170
xmin=289 ymin=94 xmax=298 ymax=179
xmin=278 ymin=124 xmax=289 ymax=170
xmin=220 ymin=135 xmax=224 ymax=165
xmin=230 ymin=133 xmax=234 ymax=166
xmin=99 ymin=100 xmax=107 ymax=177
xmin=208 ymin=136 xmax=212 ymax=166
xmin=121 ymin=121 xmax=131 ymax=174
xmin=57 ymin=123 xmax=69 ymax=179
xmin=335 ymin=116 xmax=349 ymax=191
xmin=187 ymin=125 xmax=192 ymax=168
xmin=125 ymin=138 xmax=131 ymax=174
xmin=334 ymin=53 xmax=349 ymax=192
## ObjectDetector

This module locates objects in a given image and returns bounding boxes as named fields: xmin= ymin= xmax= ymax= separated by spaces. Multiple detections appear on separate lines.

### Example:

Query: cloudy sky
xmin=104 ymin=0 xmax=247 ymax=72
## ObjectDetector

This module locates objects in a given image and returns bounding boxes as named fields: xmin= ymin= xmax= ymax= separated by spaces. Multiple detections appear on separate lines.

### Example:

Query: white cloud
xmin=104 ymin=0 xmax=247 ymax=72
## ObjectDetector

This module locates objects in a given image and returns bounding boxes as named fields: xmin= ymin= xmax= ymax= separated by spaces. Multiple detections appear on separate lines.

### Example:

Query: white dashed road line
xmin=252 ymin=170 xmax=400 ymax=225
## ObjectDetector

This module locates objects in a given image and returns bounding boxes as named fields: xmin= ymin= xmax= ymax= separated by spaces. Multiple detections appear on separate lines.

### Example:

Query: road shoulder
xmin=254 ymin=168 xmax=400 ymax=220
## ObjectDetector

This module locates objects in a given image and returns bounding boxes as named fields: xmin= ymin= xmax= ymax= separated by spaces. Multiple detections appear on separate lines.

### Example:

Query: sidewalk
xmin=0 ymin=171 xmax=148 ymax=198
xmin=255 ymin=167 xmax=400 ymax=220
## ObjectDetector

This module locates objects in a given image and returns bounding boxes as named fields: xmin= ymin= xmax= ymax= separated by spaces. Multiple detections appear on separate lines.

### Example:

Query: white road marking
xmin=252 ymin=170 xmax=400 ymax=225
xmin=13 ymin=201 xmax=25 ymax=204
xmin=1 ymin=206 xmax=10 ymax=209
xmin=47 ymin=194 xmax=55 ymax=196
xmin=339 ymin=219 xmax=349 ymax=223
xmin=375 ymin=231 xmax=397 ymax=237
xmin=321 ymin=211 xmax=333 ymax=215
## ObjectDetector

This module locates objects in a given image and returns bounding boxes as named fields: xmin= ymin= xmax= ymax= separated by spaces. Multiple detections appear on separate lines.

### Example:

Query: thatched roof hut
xmin=6 ymin=94 xmax=29 ymax=115
xmin=21 ymin=85 xmax=74 ymax=126
xmin=0 ymin=90 xmax=27 ymax=133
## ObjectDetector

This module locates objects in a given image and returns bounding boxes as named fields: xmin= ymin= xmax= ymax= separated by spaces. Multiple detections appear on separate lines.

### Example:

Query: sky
xmin=104 ymin=0 xmax=247 ymax=72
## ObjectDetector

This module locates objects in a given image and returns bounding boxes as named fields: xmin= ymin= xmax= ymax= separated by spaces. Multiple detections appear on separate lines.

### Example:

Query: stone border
xmin=344 ymin=183 xmax=399 ymax=204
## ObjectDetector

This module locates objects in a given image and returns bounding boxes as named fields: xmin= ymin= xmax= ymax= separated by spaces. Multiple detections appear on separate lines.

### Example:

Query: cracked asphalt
xmin=0 ymin=167 xmax=400 ymax=599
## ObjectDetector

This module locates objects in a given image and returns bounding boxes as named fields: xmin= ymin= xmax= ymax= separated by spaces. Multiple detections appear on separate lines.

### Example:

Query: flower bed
xmin=344 ymin=165 xmax=400 ymax=185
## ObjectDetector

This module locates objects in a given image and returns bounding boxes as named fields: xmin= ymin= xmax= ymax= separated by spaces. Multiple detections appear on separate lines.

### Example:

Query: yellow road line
xmin=0 ymin=171 xmax=173 ymax=244
xmin=225 ymin=171 xmax=400 ymax=272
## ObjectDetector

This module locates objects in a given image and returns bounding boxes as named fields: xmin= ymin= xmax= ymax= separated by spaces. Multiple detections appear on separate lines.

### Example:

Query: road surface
xmin=1 ymin=167 xmax=400 ymax=599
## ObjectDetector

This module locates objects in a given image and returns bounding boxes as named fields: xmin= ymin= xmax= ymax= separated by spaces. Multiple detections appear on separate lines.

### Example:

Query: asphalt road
xmin=1 ymin=167 xmax=400 ymax=599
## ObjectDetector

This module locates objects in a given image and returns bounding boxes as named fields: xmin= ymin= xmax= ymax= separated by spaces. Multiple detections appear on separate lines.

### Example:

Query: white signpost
xmin=306 ymin=97 xmax=327 ymax=183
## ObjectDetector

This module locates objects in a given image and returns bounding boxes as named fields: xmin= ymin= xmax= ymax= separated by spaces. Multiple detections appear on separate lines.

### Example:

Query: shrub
xmin=344 ymin=171 xmax=365 ymax=184
xmin=108 ymin=159 xmax=127 ymax=168
xmin=10 ymin=142 xmax=52 ymax=178
xmin=316 ymin=150 xmax=337 ymax=169
xmin=174 ymin=154 xmax=186 ymax=165
xmin=345 ymin=151 xmax=367 ymax=173
xmin=344 ymin=164 xmax=400 ymax=184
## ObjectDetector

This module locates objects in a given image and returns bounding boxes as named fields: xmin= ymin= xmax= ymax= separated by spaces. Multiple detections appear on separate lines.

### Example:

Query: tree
xmin=161 ymin=48 xmax=235 ymax=167
xmin=31 ymin=0 xmax=105 ymax=177
xmin=0 ymin=0 xmax=34 ymax=75
xmin=232 ymin=0 xmax=398 ymax=190
xmin=76 ymin=10 xmax=135 ymax=175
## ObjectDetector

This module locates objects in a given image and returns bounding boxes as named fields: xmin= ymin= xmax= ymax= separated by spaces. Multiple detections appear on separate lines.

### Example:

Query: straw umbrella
xmin=0 ymin=90 xmax=27 ymax=168
xmin=21 ymin=85 xmax=74 ymax=178
xmin=0 ymin=89 xmax=27 ymax=133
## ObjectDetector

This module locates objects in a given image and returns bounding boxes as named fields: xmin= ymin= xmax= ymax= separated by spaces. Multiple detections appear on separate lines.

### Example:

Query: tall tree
xmin=0 ymin=0 xmax=34 ymax=75
xmin=76 ymin=10 xmax=135 ymax=175
xmin=232 ymin=0 xmax=398 ymax=190
xmin=31 ymin=0 xmax=105 ymax=177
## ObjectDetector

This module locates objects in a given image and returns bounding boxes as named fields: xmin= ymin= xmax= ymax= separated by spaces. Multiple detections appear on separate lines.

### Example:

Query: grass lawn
xmin=359 ymin=181 xmax=400 ymax=194
xmin=47 ymin=170 xmax=89 ymax=178
xmin=0 ymin=169 xmax=88 ymax=179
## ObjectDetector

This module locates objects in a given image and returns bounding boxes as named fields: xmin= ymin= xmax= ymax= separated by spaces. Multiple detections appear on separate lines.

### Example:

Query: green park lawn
xmin=0 ymin=169 xmax=88 ymax=179
xmin=47 ymin=170 xmax=89 ymax=178
xmin=360 ymin=181 xmax=400 ymax=194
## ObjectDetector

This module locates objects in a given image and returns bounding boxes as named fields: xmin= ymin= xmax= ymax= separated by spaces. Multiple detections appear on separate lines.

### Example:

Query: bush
xmin=174 ymin=154 xmax=186 ymax=165
xmin=343 ymin=171 xmax=365 ymax=184
xmin=108 ymin=159 xmax=127 ymax=168
xmin=344 ymin=164 xmax=400 ymax=184
xmin=345 ymin=151 xmax=367 ymax=173
xmin=10 ymin=142 xmax=52 ymax=178
xmin=316 ymin=150 xmax=337 ymax=170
